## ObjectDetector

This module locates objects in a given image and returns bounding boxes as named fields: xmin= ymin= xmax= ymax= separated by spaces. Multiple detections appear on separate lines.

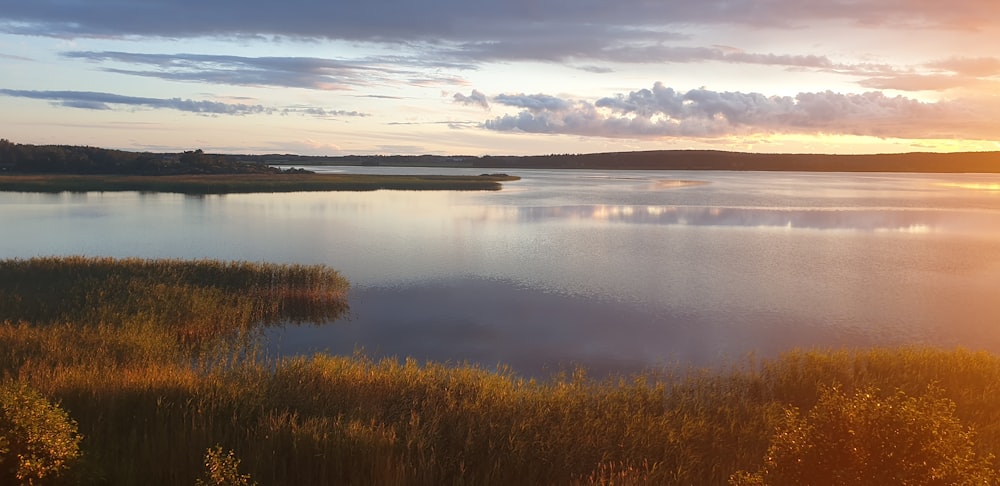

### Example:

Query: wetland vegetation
xmin=0 ymin=173 xmax=519 ymax=194
xmin=3 ymin=257 xmax=1000 ymax=485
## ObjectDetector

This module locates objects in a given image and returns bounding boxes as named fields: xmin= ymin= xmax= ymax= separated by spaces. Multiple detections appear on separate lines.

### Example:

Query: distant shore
xmin=2 ymin=140 xmax=997 ymax=175
xmin=248 ymin=149 xmax=1000 ymax=173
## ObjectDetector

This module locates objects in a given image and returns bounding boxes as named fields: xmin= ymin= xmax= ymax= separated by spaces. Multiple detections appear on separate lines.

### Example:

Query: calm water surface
xmin=3 ymin=168 xmax=1000 ymax=376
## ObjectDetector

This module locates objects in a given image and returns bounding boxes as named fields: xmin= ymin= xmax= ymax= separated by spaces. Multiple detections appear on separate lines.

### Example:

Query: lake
xmin=3 ymin=168 xmax=1000 ymax=377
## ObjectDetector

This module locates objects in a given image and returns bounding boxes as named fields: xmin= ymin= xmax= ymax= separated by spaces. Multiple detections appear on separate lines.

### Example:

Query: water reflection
xmin=265 ymin=275 xmax=1000 ymax=378
xmin=267 ymin=277 xmax=747 ymax=376
xmin=937 ymin=182 xmax=1000 ymax=192
xmin=6 ymin=170 xmax=1000 ymax=376
xmin=511 ymin=205 xmax=997 ymax=233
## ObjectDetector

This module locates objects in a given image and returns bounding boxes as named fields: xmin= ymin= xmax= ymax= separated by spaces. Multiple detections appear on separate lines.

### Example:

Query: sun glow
xmin=938 ymin=182 xmax=1000 ymax=191
xmin=736 ymin=134 xmax=1000 ymax=155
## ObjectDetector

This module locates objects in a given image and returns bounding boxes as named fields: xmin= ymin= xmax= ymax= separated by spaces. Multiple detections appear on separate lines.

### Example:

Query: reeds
xmin=0 ymin=256 xmax=349 ymax=350
xmin=5 ymin=347 xmax=995 ymax=485
xmin=3 ymin=257 xmax=1000 ymax=484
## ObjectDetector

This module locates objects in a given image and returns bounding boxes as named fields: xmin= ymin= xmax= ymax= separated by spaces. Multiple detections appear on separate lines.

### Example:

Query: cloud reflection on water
xmin=511 ymin=205 xmax=998 ymax=234
xmin=267 ymin=275 xmax=987 ymax=379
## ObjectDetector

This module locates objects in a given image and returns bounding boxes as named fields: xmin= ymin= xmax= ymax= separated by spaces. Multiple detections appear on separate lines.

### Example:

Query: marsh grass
xmin=0 ymin=173 xmax=519 ymax=194
xmin=0 ymin=256 xmax=349 ymax=350
xmin=8 ymin=345 xmax=1000 ymax=485
xmin=3 ymin=257 xmax=1000 ymax=484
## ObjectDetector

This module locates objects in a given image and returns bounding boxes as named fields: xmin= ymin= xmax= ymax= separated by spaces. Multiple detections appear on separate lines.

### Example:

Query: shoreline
xmin=0 ymin=173 xmax=520 ymax=194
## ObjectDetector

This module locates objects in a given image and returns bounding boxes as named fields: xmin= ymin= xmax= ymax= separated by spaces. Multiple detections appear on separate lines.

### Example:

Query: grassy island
xmin=3 ymin=257 xmax=1000 ymax=485
xmin=0 ymin=173 xmax=520 ymax=194
xmin=0 ymin=141 xmax=520 ymax=193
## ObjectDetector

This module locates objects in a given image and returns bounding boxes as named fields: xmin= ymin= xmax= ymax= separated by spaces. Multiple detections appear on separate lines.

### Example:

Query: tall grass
xmin=3 ymin=257 xmax=1000 ymax=484
xmin=8 ymin=347 xmax=1000 ymax=485
xmin=0 ymin=256 xmax=349 ymax=350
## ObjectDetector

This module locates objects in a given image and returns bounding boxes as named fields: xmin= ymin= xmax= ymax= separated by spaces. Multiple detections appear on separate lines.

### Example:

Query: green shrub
xmin=733 ymin=384 xmax=997 ymax=486
xmin=0 ymin=382 xmax=82 ymax=485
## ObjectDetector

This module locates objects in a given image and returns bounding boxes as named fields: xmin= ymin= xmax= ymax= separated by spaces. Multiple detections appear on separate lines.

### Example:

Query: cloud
xmin=61 ymin=45 xmax=860 ymax=91
xmin=0 ymin=89 xmax=269 ymax=114
xmin=0 ymin=89 xmax=368 ymax=117
xmin=453 ymin=90 xmax=489 ymax=110
xmin=855 ymin=57 xmax=1000 ymax=92
xmin=494 ymin=94 xmax=572 ymax=111
xmin=293 ymin=107 xmax=369 ymax=118
xmin=62 ymin=51 xmax=470 ymax=90
xmin=483 ymin=82 xmax=998 ymax=140
xmin=67 ymin=47 xmax=954 ymax=100
xmin=577 ymin=65 xmax=614 ymax=74
xmin=857 ymin=75 xmax=969 ymax=92
xmin=588 ymin=45 xmax=838 ymax=68
xmin=927 ymin=57 xmax=1000 ymax=77
xmin=355 ymin=94 xmax=407 ymax=100
xmin=432 ymin=34 xmax=870 ymax=72
xmin=3 ymin=1 xmax=998 ymax=41
xmin=0 ymin=53 xmax=33 ymax=62
xmin=3 ymin=1 xmax=997 ymax=72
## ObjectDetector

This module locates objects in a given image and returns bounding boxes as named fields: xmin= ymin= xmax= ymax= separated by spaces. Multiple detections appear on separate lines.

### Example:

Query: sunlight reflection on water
xmin=502 ymin=205 xmax=998 ymax=234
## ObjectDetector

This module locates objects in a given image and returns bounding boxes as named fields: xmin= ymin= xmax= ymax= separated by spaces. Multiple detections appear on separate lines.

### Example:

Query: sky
xmin=1 ymin=1 xmax=999 ymax=156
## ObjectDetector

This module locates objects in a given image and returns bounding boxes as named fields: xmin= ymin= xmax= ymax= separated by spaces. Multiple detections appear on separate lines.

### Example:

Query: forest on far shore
xmin=272 ymin=150 xmax=1000 ymax=172
xmin=0 ymin=140 xmax=288 ymax=175
xmin=2 ymin=139 xmax=998 ymax=174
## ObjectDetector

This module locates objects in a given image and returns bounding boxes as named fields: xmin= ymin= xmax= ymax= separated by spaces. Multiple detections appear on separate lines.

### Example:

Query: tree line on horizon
xmin=471 ymin=150 xmax=1000 ymax=172
xmin=0 ymin=140 xmax=283 ymax=175
xmin=249 ymin=149 xmax=1000 ymax=172
xmin=2 ymin=139 xmax=998 ymax=173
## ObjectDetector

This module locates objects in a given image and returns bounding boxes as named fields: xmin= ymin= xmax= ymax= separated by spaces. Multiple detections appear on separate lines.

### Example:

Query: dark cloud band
xmin=62 ymin=51 xmax=470 ymax=90
xmin=0 ymin=89 xmax=368 ymax=118
xmin=3 ymin=1 xmax=997 ymax=41
xmin=4 ymin=1 xmax=998 ymax=72
xmin=0 ymin=89 xmax=268 ymax=114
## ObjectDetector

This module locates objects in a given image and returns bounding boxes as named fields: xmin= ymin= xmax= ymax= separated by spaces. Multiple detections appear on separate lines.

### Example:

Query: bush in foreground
xmin=732 ymin=385 xmax=996 ymax=486
xmin=196 ymin=446 xmax=257 ymax=486
xmin=0 ymin=382 xmax=82 ymax=485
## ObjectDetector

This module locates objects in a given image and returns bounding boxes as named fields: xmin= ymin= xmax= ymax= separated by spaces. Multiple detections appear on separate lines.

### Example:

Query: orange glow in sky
xmin=0 ymin=2 xmax=998 ymax=156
